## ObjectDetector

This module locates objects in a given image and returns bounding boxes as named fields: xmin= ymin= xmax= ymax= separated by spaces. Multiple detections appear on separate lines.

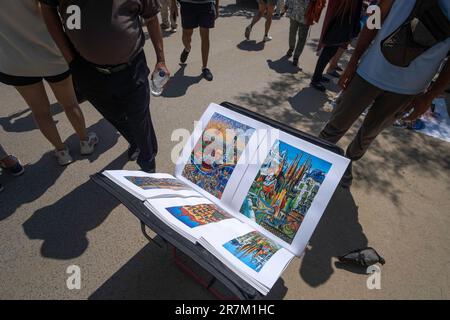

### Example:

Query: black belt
xmin=90 ymin=49 xmax=143 ymax=75
xmin=94 ymin=64 xmax=129 ymax=75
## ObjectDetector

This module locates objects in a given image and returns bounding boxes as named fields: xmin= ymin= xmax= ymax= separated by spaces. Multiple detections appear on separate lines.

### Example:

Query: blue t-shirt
xmin=357 ymin=0 xmax=450 ymax=95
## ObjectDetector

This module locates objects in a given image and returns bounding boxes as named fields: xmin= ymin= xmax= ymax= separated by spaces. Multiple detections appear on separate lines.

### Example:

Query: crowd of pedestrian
xmin=0 ymin=0 xmax=449 ymax=193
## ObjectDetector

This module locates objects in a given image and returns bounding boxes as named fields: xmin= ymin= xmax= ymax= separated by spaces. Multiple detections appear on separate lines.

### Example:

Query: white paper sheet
xmin=103 ymin=170 xmax=201 ymax=200
xmin=199 ymin=220 xmax=294 ymax=295
xmin=145 ymin=197 xmax=238 ymax=243
xmin=174 ymin=103 xmax=269 ymax=204
xmin=230 ymin=130 xmax=350 ymax=256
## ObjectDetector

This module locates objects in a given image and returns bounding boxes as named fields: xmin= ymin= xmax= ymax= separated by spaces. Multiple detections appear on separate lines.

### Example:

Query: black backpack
xmin=381 ymin=0 xmax=450 ymax=68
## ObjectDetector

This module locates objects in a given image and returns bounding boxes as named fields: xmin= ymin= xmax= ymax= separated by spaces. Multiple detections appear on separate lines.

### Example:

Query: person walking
xmin=0 ymin=144 xmax=25 ymax=193
xmin=39 ymin=0 xmax=171 ymax=173
xmin=0 ymin=0 xmax=98 ymax=166
xmin=310 ymin=0 xmax=363 ymax=91
xmin=320 ymin=0 xmax=450 ymax=187
xmin=244 ymin=0 xmax=276 ymax=42
xmin=179 ymin=0 xmax=219 ymax=81
xmin=161 ymin=0 xmax=179 ymax=32
xmin=285 ymin=0 xmax=310 ymax=67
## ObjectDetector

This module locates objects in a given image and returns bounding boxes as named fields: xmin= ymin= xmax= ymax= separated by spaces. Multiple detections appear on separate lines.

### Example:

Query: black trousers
xmin=312 ymin=45 xmax=340 ymax=83
xmin=70 ymin=51 xmax=157 ymax=162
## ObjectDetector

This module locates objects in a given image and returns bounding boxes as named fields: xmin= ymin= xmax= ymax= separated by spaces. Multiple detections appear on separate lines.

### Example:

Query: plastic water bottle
xmin=151 ymin=69 xmax=169 ymax=96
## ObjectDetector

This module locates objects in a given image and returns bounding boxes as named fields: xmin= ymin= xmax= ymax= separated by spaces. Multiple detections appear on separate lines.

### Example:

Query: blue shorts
xmin=180 ymin=2 xmax=216 ymax=29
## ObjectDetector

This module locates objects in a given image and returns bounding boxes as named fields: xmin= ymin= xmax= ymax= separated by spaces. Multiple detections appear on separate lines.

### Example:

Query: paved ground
xmin=1 ymin=1 xmax=449 ymax=300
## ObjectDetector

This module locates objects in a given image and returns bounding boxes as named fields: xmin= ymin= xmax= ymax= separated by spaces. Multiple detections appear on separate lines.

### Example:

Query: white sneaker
xmin=54 ymin=146 xmax=73 ymax=166
xmin=263 ymin=35 xmax=273 ymax=42
xmin=80 ymin=132 xmax=99 ymax=155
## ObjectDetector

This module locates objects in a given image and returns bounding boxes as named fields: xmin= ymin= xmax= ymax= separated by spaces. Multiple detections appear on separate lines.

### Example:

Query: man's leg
xmin=118 ymin=79 xmax=157 ymax=172
xmin=346 ymin=90 xmax=414 ymax=161
xmin=264 ymin=5 xmax=275 ymax=38
xmin=71 ymin=58 xmax=136 ymax=147
xmin=160 ymin=0 xmax=170 ymax=27
xmin=182 ymin=28 xmax=193 ymax=52
xmin=245 ymin=1 xmax=266 ymax=39
xmin=311 ymin=45 xmax=340 ymax=83
xmin=293 ymin=22 xmax=309 ymax=60
xmin=328 ymin=47 xmax=346 ymax=73
xmin=319 ymin=74 xmax=382 ymax=145
xmin=199 ymin=27 xmax=210 ymax=69
xmin=170 ymin=0 xmax=178 ymax=29
xmin=288 ymin=19 xmax=298 ymax=52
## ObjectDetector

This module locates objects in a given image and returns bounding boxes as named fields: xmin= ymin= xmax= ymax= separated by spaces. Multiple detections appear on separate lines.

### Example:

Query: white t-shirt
xmin=0 ymin=0 xmax=68 ymax=77
xmin=357 ymin=0 xmax=450 ymax=95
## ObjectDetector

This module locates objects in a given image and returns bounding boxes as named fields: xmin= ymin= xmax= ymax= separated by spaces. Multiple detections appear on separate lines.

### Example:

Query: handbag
xmin=381 ymin=0 xmax=450 ymax=68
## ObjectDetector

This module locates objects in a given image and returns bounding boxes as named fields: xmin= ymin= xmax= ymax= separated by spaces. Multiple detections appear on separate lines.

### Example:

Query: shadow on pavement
xmin=0 ymin=103 xmax=63 ymax=133
xmin=22 ymin=151 xmax=127 ymax=259
xmin=237 ymin=40 xmax=265 ymax=52
xmin=89 ymin=239 xmax=214 ymax=300
xmin=89 ymin=238 xmax=288 ymax=300
xmin=288 ymin=86 xmax=332 ymax=122
xmin=1 ymin=119 xmax=119 ymax=222
xmin=267 ymin=56 xmax=300 ymax=74
xmin=299 ymin=187 xmax=367 ymax=286
xmin=162 ymin=65 xmax=203 ymax=98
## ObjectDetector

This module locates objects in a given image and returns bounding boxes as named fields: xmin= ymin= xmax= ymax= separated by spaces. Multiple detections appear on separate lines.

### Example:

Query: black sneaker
xmin=310 ymin=81 xmax=326 ymax=92
xmin=202 ymin=68 xmax=213 ymax=81
xmin=0 ymin=157 xmax=24 ymax=176
xmin=286 ymin=49 xmax=293 ymax=57
xmin=137 ymin=158 xmax=156 ymax=173
xmin=180 ymin=48 xmax=190 ymax=64
xmin=127 ymin=145 xmax=140 ymax=161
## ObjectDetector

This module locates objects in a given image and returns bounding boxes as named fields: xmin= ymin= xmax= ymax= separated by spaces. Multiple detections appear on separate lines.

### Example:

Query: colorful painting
xmin=240 ymin=140 xmax=332 ymax=244
xmin=182 ymin=113 xmax=255 ymax=199
xmin=125 ymin=176 xmax=188 ymax=191
xmin=166 ymin=204 xmax=232 ymax=228
xmin=223 ymin=231 xmax=280 ymax=272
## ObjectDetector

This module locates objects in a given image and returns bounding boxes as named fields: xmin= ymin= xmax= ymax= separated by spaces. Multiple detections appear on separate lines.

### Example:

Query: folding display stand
xmin=92 ymin=101 xmax=344 ymax=300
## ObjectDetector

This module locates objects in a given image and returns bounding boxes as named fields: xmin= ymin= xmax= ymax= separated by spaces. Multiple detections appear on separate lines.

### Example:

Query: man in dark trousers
xmin=39 ymin=0 xmax=170 ymax=172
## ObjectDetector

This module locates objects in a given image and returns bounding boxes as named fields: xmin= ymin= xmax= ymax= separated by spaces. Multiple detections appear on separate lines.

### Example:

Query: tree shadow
xmin=237 ymin=40 xmax=265 ymax=52
xmin=0 ymin=103 xmax=63 ymax=133
xmin=0 ymin=119 xmax=119 ymax=222
xmin=22 ymin=152 xmax=128 ymax=260
xmin=267 ymin=56 xmax=300 ymax=75
xmin=299 ymin=187 xmax=368 ymax=287
xmin=288 ymin=86 xmax=333 ymax=122
xmin=162 ymin=65 xmax=203 ymax=98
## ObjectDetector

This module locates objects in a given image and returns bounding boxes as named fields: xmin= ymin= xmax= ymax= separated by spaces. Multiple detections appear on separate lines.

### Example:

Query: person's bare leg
xmin=182 ymin=28 xmax=194 ymax=51
xmin=250 ymin=2 xmax=266 ymax=28
xmin=15 ymin=82 xmax=66 ymax=150
xmin=48 ymin=75 xmax=87 ymax=141
xmin=327 ymin=47 xmax=345 ymax=72
xmin=264 ymin=5 xmax=275 ymax=36
xmin=199 ymin=27 xmax=210 ymax=69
